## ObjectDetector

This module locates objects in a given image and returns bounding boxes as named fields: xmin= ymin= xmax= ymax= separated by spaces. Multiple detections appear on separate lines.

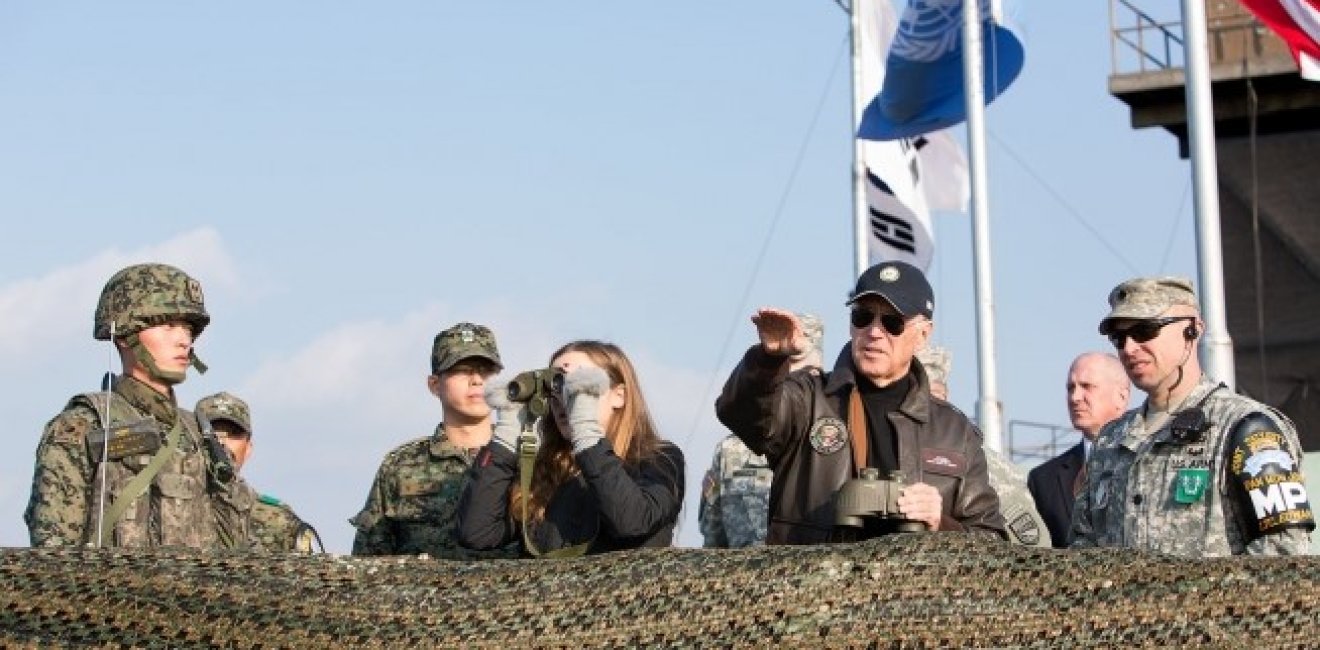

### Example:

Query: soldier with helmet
xmin=350 ymin=322 xmax=517 ymax=558
xmin=24 ymin=263 xmax=250 ymax=548
xmin=196 ymin=392 xmax=322 ymax=553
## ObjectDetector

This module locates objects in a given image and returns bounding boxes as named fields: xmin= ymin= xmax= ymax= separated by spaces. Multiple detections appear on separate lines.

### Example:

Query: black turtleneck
xmin=857 ymin=372 xmax=911 ymax=474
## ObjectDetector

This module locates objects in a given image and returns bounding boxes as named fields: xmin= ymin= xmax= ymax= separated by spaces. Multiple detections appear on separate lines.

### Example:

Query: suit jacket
xmin=1027 ymin=442 xmax=1085 ymax=549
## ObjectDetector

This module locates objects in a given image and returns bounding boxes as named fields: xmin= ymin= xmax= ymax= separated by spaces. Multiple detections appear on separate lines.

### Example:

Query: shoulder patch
xmin=1008 ymin=512 xmax=1041 ymax=546
xmin=1230 ymin=428 xmax=1313 ymax=536
xmin=48 ymin=409 xmax=97 ymax=445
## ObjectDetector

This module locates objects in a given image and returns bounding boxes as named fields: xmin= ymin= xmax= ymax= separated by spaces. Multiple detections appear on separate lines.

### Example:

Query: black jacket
xmin=1027 ymin=442 xmax=1085 ymax=549
xmin=456 ymin=440 xmax=684 ymax=555
xmin=716 ymin=344 xmax=1007 ymax=545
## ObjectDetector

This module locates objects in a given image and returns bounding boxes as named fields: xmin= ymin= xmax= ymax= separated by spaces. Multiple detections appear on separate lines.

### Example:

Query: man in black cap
xmin=716 ymin=261 xmax=1006 ymax=544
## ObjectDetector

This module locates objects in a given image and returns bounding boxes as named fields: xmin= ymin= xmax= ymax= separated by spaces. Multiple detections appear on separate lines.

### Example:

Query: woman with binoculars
xmin=456 ymin=340 xmax=685 ymax=557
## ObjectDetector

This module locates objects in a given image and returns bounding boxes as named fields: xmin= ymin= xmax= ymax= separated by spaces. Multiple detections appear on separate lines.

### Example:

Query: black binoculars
xmin=833 ymin=468 xmax=926 ymax=540
xmin=506 ymin=368 xmax=564 ymax=418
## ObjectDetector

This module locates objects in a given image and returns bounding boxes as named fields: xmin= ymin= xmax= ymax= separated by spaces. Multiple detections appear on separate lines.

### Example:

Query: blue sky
xmin=0 ymin=1 xmax=1195 ymax=551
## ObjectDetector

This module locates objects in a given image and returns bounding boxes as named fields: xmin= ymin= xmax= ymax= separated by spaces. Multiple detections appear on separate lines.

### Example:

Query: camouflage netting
xmin=1 ymin=534 xmax=1317 ymax=648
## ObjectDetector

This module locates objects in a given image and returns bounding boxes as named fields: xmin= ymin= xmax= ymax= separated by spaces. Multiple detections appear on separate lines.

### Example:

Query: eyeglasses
xmin=1105 ymin=316 xmax=1195 ymax=347
xmin=850 ymin=308 xmax=907 ymax=336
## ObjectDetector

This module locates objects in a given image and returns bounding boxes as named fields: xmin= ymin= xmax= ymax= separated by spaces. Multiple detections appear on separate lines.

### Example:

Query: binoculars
xmin=506 ymin=368 xmax=564 ymax=419
xmin=833 ymin=468 xmax=927 ymax=540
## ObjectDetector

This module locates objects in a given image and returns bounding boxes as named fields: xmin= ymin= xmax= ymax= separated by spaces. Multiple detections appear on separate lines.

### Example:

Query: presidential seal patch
xmin=809 ymin=417 xmax=847 ymax=455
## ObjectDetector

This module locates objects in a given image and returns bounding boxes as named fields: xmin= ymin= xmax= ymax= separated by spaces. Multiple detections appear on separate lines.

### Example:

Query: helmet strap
xmin=125 ymin=333 xmax=187 ymax=385
xmin=190 ymin=349 xmax=209 ymax=375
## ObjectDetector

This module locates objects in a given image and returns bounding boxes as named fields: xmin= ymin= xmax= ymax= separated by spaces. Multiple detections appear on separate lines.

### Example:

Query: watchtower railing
xmin=1006 ymin=419 xmax=1081 ymax=466
xmin=1110 ymin=0 xmax=1185 ymax=75
xmin=1110 ymin=0 xmax=1292 ymax=78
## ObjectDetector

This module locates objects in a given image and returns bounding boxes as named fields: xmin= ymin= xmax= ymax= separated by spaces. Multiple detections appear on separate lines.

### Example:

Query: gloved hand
xmin=486 ymin=380 xmax=531 ymax=453
xmin=561 ymin=366 xmax=612 ymax=454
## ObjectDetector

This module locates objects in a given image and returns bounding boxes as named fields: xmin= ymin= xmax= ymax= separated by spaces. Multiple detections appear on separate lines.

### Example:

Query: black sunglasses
xmin=1106 ymin=316 xmax=1194 ymax=347
xmin=850 ymin=308 xmax=907 ymax=336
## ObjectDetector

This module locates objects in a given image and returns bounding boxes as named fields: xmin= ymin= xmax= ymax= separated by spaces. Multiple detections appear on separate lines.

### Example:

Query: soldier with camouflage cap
xmin=350 ymin=322 xmax=517 ymax=558
xmin=1073 ymin=277 xmax=1314 ymax=556
xmin=196 ymin=392 xmax=322 ymax=553
xmin=915 ymin=346 xmax=1052 ymax=548
xmin=701 ymin=313 xmax=823 ymax=548
xmin=24 ymin=263 xmax=249 ymax=549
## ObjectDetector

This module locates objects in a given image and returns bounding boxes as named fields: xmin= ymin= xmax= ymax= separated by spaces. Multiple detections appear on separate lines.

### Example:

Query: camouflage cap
xmin=916 ymin=346 xmax=952 ymax=385
xmin=797 ymin=313 xmax=825 ymax=359
xmin=1098 ymin=277 xmax=1198 ymax=334
xmin=94 ymin=263 xmax=209 ymax=340
xmin=431 ymin=322 xmax=502 ymax=374
xmin=196 ymin=392 xmax=252 ymax=435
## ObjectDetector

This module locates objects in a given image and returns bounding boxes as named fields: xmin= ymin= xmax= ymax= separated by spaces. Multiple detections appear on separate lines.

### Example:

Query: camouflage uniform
xmin=1074 ymin=276 xmax=1314 ymax=556
xmin=1072 ymin=378 xmax=1312 ymax=556
xmin=984 ymin=449 xmax=1051 ymax=548
xmin=351 ymin=425 xmax=515 ymax=558
xmin=197 ymin=392 xmax=320 ymax=553
xmin=917 ymin=346 xmax=1049 ymax=547
xmin=700 ymin=314 xmax=823 ymax=548
xmin=699 ymin=435 xmax=772 ymax=548
xmin=24 ymin=264 xmax=247 ymax=549
xmin=350 ymin=322 xmax=514 ymax=558
xmin=251 ymin=493 xmax=319 ymax=553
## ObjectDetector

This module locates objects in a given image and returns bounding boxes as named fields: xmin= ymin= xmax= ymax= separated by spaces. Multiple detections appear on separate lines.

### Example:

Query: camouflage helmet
xmin=94 ymin=263 xmax=210 ymax=340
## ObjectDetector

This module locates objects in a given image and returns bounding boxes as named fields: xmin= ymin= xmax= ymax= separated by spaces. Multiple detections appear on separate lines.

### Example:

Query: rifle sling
xmin=98 ymin=419 xmax=183 ymax=545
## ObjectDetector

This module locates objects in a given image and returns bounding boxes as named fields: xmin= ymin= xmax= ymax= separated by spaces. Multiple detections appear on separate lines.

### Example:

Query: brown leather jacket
xmin=715 ymin=344 xmax=1008 ymax=545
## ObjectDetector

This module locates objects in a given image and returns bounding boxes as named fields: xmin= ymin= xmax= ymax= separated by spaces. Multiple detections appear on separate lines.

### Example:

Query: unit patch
xmin=1230 ymin=429 xmax=1314 ymax=534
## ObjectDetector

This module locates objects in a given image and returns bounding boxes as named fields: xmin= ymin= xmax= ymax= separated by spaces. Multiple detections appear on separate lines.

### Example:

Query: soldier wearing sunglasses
xmin=715 ymin=261 xmax=1007 ymax=544
xmin=1072 ymin=277 xmax=1313 ymax=556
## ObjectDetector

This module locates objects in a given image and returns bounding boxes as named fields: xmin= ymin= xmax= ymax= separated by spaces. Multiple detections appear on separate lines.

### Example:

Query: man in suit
xmin=1028 ymin=352 xmax=1129 ymax=548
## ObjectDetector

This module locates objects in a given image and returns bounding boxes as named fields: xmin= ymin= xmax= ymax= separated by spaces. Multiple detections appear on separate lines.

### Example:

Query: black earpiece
xmin=1184 ymin=324 xmax=1198 ymax=341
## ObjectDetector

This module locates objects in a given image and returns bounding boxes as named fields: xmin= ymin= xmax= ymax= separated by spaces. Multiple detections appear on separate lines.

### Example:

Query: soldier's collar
xmin=115 ymin=375 xmax=178 ymax=427
xmin=429 ymin=424 xmax=479 ymax=460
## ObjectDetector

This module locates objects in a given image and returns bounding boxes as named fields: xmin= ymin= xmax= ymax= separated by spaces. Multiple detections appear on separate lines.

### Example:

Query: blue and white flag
xmin=857 ymin=0 xmax=970 ymax=270
xmin=858 ymin=0 xmax=1025 ymax=141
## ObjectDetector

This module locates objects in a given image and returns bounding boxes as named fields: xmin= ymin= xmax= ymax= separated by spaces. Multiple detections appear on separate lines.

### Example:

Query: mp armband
xmin=1228 ymin=416 xmax=1315 ymax=536
xmin=86 ymin=419 xmax=163 ymax=461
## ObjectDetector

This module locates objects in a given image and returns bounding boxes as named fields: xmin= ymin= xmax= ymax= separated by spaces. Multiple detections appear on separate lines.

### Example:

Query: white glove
xmin=485 ymin=380 xmax=531 ymax=453
xmin=561 ymin=366 xmax=612 ymax=454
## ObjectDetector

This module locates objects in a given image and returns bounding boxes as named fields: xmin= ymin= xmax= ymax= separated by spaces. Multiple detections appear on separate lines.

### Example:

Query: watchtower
xmin=1109 ymin=0 xmax=1320 ymax=451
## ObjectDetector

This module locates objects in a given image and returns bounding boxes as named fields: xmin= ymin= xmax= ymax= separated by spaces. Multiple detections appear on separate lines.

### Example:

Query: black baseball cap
xmin=846 ymin=261 xmax=934 ymax=318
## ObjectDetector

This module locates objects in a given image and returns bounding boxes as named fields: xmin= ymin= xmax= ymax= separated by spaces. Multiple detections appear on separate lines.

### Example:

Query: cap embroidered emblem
xmin=460 ymin=328 xmax=474 ymax=343
xmin=879 ymin=266 xmax=900 ymax=282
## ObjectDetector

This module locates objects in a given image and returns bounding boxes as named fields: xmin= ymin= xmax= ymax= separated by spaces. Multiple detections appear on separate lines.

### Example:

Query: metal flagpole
xmin=962 ymin=0 xmax=1004 ymax=452
xmin=1180 ymin=0 xmax=1236 ymax=389
xmin=850 ymin=0 xmax=870 ymax=278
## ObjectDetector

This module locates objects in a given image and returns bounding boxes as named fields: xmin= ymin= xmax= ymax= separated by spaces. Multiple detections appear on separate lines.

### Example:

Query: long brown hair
xmin=510 ymin=340 xmax=668 ymax=525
